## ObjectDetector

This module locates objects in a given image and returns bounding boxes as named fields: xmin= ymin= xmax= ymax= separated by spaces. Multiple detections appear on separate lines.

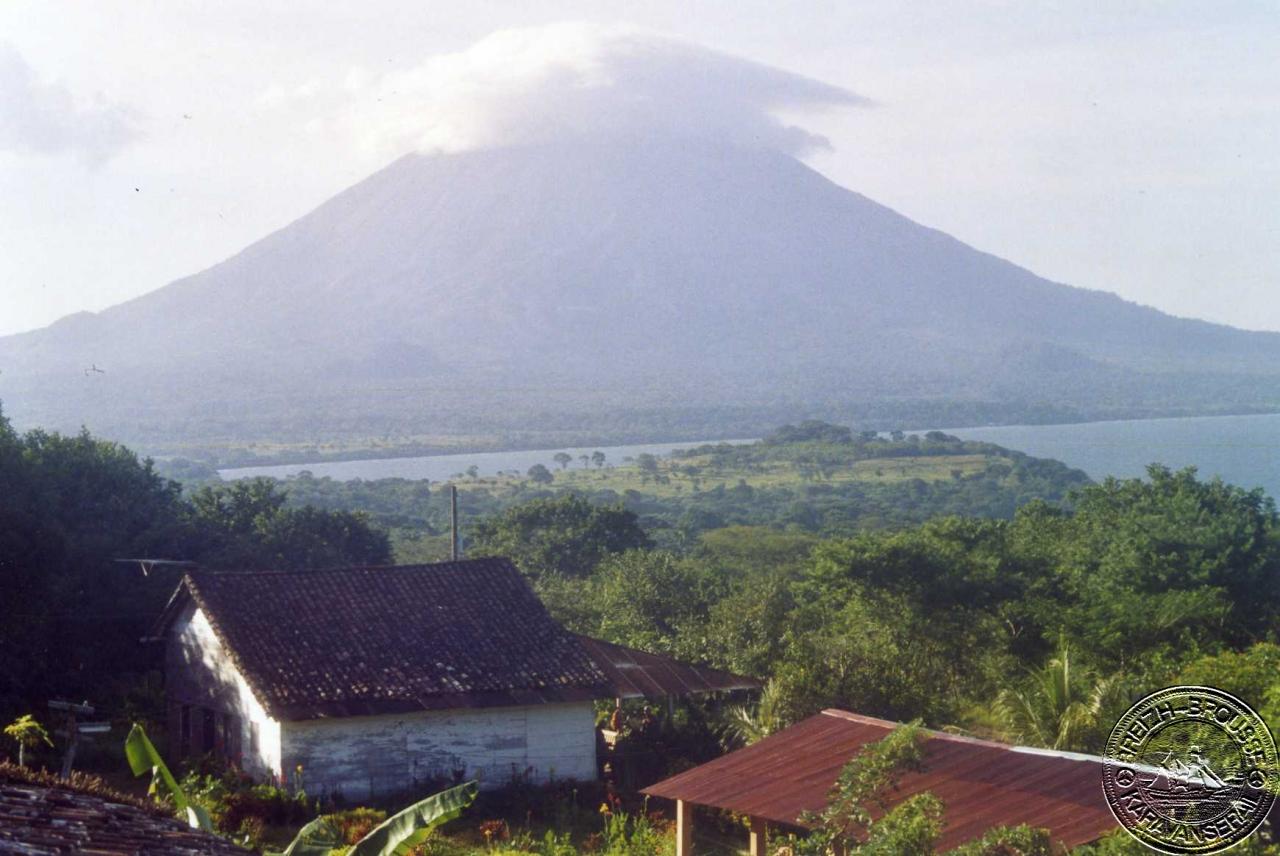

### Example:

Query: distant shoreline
xmin=195 ymin=406 xmax=1280 ymax=472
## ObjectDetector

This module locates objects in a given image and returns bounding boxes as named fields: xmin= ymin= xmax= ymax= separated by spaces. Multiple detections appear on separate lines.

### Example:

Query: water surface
xmin=941 ymin=412 xmax=1280 ymax=498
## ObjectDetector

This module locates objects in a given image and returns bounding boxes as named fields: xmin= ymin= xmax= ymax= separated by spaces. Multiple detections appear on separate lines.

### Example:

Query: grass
xmin=445 ymin=452 xmax=995 ymax=499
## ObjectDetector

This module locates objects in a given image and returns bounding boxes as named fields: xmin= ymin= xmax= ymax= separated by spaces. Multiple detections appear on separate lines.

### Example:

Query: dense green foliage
xmin=262 ymin=428 xmax=1090 ymax=562
xmin=0 ymin=404 xmax=390 ymax=724
xmin=469 ymin=495 xmax=651 ymax=578
xmin=514 ymin=464 xmax=1280 ymax=756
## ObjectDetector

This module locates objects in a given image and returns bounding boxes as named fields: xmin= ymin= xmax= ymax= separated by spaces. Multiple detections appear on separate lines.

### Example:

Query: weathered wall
xmin=280 ymin=702 xmax=597 ymax=802
xmin=166 ymin=604 xmax=282 ymax=778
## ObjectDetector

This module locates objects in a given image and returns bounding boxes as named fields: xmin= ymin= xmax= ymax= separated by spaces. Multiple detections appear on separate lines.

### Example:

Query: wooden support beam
xmin=676 ymin=799 xmax=694 ymax=856
xmin=748 ymin=816 xmax=767 ymax=856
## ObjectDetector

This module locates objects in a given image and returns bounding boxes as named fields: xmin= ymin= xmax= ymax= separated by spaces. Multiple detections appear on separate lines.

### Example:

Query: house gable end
xmin=165 ymin=602 xmax=281 ymax=778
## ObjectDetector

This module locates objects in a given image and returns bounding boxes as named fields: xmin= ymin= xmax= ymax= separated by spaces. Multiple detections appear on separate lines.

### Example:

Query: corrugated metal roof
xmin=575 ymin=635 xmax=760 ymax=699
xmin=643 ymin=709 xmax=1119 ymax=851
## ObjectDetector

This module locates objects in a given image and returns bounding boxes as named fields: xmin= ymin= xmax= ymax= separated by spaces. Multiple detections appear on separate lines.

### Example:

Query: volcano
xmin=3 ymin=140 xmax=1279 ymax=455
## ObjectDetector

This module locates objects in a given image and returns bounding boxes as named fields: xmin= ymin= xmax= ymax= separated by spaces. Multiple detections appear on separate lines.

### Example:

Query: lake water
xmin=940 ymin=412 xmax=1280 ymax=499
xmin=219 ymin=438 xmax=757 ymax=483
xmin=221 ymin=413 xmax=1280 ymax=500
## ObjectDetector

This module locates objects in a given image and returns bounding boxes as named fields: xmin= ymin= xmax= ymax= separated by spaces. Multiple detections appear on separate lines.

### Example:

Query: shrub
xmin=328 ymin=806 xmax=389 ymax=844
xmin=598 ymin=809 xmax=673 ymax=856
xmin=220 ymin=782 xmax=313 ymax=831
xmin=180 ymin=766 xmax=314 ymax=833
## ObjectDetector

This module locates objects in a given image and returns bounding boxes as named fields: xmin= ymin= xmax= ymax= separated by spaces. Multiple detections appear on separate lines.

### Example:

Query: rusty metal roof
xmin=643 ymin=709 xmax=1118 ymax=851
xmin=575 ymin=635 xmax=760 ymax=699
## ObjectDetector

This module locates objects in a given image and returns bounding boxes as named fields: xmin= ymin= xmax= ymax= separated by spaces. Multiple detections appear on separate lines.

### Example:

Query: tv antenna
xmin=113 ymin=558 xmax=198 ymax=577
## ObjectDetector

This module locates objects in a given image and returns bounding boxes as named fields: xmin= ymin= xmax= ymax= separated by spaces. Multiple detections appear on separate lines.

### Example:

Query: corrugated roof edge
xmin=576 ymin=635 xmax=761 ymax=699
xmin=641 ymin=709 xmax=1114 ymax=828
xmin=820 ymin=709 xmax=1108 ymax=761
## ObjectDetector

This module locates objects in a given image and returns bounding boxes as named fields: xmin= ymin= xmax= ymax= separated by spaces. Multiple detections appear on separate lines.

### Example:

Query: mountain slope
xmin=3 ymin=140 xmax=1279 ymax=454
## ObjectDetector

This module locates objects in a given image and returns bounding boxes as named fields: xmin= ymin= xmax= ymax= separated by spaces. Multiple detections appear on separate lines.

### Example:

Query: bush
xmin=221 ymin=782 xmax=313 ymax=831
xmin=597 ymin=809 xmax=673 ymax=856
xmin=328 ymin=807 xmax=389 ymax=844
xmin=180 ymin=766 xmax=314 ymax=833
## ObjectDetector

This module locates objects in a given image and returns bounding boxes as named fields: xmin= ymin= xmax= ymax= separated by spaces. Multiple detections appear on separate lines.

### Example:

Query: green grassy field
xmin=453 ymin=451 xmax=994 ymax=498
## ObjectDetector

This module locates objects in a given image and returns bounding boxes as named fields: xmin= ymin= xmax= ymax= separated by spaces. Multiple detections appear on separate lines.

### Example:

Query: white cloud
xmin=262 ymin=23 xmax=867 ymax=163
xmin=0 ymin=43 xmax=139 ymax=165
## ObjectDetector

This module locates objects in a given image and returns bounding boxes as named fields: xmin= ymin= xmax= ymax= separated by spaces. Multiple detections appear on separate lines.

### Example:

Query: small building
xmin=154 ymin=558 xmax=755 ymax=801
xmin=643 ymin=709 xmax=1120 ymax=854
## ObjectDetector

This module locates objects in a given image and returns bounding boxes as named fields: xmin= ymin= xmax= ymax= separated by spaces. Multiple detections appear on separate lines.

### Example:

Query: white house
xmin=154 ymin=557 xmax=755 ymax=802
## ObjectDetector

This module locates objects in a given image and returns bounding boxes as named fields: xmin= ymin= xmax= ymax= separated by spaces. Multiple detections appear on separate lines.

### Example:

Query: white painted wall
xmin=167 ymin=604 xmax=282 ymax=779
xmin=281 ymin=702 xmax=598 ymax=802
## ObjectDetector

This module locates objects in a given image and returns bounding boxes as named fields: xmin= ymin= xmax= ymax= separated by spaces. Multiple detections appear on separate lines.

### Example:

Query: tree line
xmin=0 ymin=404 xmax=389 ymax=724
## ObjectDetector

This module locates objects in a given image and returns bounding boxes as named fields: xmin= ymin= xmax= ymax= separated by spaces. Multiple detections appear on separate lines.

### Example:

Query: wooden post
xmin=676 ymin=799 xmax=694 ymax=856
xmin=749 ymin=816 xmax=767 ymax=856
xmin=49 ymin=700 xmax=94 ymax=779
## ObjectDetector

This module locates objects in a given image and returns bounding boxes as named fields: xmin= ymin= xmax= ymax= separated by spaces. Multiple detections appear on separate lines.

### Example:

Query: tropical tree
xmin=184 ymin=479 xmax=391 ymax=570
xmin=993 ymin=638 xmax=1126 ymax=752
xmin=553 ymin=452 xmax=573 ymax=470
xmin=635 ymin=453 xmax=660 ymax=481
xmin=590 ymin=550 xmax=713 ymax=655
xmin=4 ymin=714 xmax=52 ymax=767
xmin=527 ymin=463 xmax=554 ymax=484
xmin=722 ymin=679 xmax=787 ymax=748
xmin=592 ymin=450 xmax=606 ymax=468
xmin=468 ymin=494 xmax=650 ymax=578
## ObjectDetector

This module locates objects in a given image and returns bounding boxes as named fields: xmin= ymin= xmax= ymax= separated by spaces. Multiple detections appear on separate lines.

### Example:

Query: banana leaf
xmin=278 ymin=816 xmax=345 ymax=856
xmin=277 ymin=780 xmax=477 ymax=856
xmin=351 ymin=780 xmax=477 ymax=856
xmin=124 ymin=723 xmax=213 ymax=832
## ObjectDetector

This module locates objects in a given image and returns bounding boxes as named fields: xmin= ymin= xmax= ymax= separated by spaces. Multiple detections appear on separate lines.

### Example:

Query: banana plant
xmin=124 ymin=723 xmax=214 ymax=832
xmin=279 ymin=780 xmax=478 ymax=856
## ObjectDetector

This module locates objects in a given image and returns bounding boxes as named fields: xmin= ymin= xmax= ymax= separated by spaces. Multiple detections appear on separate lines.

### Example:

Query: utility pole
xmin=450 ymin=484 xmax=459 ymax=561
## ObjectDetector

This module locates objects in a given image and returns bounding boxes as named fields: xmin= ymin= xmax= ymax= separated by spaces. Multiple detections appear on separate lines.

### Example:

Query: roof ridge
xmin=818 ymin=709 xmax=1108 ymax=759
xmin=189 ymin=557 xmax=510 ymax=577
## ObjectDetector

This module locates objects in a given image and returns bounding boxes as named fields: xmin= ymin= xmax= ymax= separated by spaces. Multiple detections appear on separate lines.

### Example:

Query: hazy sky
xmin=2 ymin=1 xmax=1277 ymax=338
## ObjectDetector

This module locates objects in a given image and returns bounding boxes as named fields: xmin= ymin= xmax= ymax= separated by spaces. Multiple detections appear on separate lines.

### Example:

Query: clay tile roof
xmin=643 ymin=709 xmax=1120 ymax=851
xmin=0 ymin=762 xmax=248 ymax=855
xmin=157 ymin=558 xmax=759 ymax=720
xmin=158 ymin=558 xmax=615 ymax=720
